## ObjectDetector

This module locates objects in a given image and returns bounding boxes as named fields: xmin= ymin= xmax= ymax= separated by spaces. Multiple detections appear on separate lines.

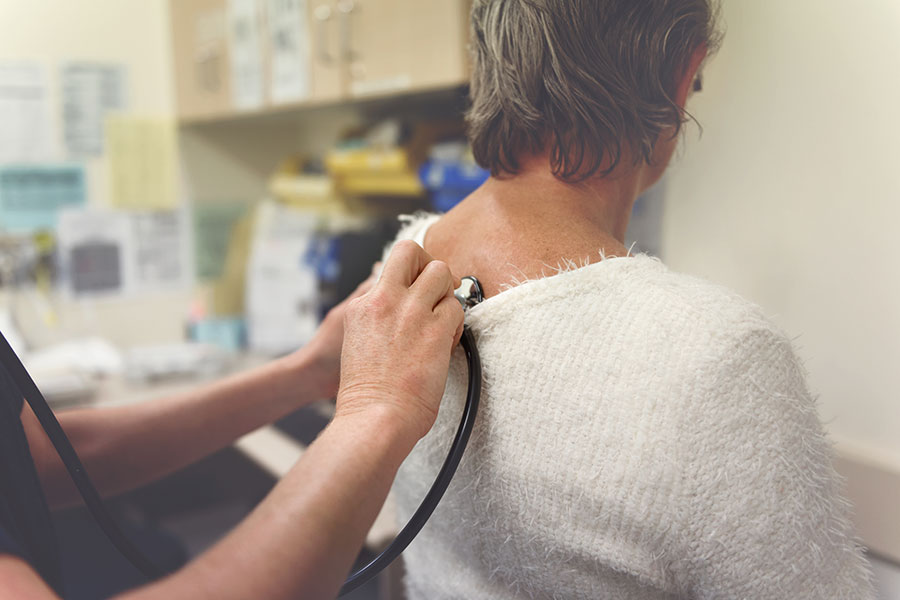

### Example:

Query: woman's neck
xmin=466 ymin=150 xmax=648 ymax=243
xmin=424 ymin=156 xmax=648 ymax=297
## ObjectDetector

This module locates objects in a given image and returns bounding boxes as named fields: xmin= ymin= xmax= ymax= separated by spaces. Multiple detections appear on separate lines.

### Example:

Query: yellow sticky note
xmin=106 ymin=116 xmax=177 ymax=209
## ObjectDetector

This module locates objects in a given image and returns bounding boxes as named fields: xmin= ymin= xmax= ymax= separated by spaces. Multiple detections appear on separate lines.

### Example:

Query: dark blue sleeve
xmin=0 ymin=522 xmax=25 ymax=559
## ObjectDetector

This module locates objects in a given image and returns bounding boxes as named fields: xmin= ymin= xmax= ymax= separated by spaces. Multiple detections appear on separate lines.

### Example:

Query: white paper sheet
xmin=61 ymin=63 xmax=127 ymax=157
xmin=0 ymin=62 xmax=56 ymax=163
xmin=267 ymin=0 xmax=311 ymax=103
xmin=131 ymin=211 xmax=189 ymax=291
xmin=245 ymin=202 xmax=319 ymax=354
xmin=228 ymin=0 xmax=265 ymax=109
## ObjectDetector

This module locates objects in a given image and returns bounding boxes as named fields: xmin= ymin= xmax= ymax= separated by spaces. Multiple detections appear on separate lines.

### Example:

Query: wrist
xmin=273 ymin=346 xmax=332 ymax=407
xmin=332 ymin=397 xmax=424 ymax=456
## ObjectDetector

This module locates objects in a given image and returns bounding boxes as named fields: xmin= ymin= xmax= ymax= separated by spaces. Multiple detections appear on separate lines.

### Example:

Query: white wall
xmin=665 ymin=1 xmax=900 ymax=467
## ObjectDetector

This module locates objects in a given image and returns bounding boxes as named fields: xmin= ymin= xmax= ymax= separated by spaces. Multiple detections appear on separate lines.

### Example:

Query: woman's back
xmin=388 ymin=213 xmax=873 ymax=599
xmin=384 ymin=0 xmax=874 ymax=594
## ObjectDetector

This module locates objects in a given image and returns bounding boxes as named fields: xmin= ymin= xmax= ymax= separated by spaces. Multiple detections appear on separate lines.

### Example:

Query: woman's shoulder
xmin=486 ymin=249 xmax=779 ymax=336
xmin=382 ymin=212 xmax=441 ymax=257
xmin=384 ymin=212 xmax=788 ymax=348
xmin=616 ymin=264 xmax=801 ymax=380
xmin=634 ymin=263 xmax=779 ymax=336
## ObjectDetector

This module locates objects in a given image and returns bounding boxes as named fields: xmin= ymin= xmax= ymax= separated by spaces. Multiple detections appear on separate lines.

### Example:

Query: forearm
xmin=30 ymin=349 xmax=326 ymax=507
xmin=119 ymin=409 xmax=415 ymax=600
xmin=2 ymin=241 xmax=458 ymax=600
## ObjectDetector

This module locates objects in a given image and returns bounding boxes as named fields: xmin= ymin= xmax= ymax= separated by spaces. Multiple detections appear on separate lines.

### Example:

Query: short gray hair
xmin=467 ymin=0 xmax=722 ymax=181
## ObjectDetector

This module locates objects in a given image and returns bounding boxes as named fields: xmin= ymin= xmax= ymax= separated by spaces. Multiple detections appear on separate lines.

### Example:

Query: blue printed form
xmin=0 ymin=164 xmax=86 ymax=232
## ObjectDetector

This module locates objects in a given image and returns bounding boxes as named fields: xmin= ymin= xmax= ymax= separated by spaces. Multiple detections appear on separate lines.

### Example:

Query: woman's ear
xmin=675 ymin=44 xmax=709 ymax=109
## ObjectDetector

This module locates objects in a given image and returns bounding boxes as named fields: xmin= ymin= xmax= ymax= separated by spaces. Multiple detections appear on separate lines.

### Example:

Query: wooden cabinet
xmin=341 ymin=0 xmax=469 ymax=98
xmin=170 ymin=0 xmax=470 ymax=121
xmin=170 ymin=0 xmax=233 ymax=121
xmin=308 ymin=0 xmax=344 ymax=102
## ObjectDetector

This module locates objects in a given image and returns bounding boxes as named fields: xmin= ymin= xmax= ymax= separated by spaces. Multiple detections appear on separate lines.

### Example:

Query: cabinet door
xmin=170 ymin=0 xmax=233 ymax=119
xmin=308 ymin=0 xmax=344 ymax=102
xmin=341 ymin=0 xmax=469 ymax=98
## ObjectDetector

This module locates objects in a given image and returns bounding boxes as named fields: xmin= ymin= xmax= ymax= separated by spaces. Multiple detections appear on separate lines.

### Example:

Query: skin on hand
xmin=295 ymin=263 xmax=382 ymax=400
xmin=336 ymin=240 xmax=465 ymax=441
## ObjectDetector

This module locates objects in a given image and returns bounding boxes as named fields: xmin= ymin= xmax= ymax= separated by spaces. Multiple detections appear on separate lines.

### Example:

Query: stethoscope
xmin=0 ymin=276 xmax=484 ymax=596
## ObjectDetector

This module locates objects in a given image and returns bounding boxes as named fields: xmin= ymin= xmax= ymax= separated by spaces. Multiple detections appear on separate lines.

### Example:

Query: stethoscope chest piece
xmin=454 ymin=276 xmax=484 ymax=311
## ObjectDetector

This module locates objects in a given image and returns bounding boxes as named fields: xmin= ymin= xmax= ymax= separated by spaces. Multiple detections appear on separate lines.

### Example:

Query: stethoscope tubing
xmin=339 ymin=325 xmax=481 ymax=595
xmin=0 ymin=329 xmax=164 ymax=579
xmin=0 ymin=323 xmax=482 ymax=595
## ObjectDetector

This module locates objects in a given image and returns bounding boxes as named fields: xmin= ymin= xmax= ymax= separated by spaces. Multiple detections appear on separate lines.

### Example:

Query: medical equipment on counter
xmin=0 ymin=276 xmax=485 ymax=595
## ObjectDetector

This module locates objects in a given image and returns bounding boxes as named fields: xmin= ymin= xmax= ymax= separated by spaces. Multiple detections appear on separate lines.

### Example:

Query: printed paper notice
xmin=61 ymin=63 xmax=127 ymax=157
xmin=106 ymin=116 xmax=177 ymax=209
xmin=132 ymin=211 xmax=189 ymax=291
xmin=228 ymin=0 xmax=265 ymax=109
xmin=0 ymin=164 xmax=86 ymax=233
xmin=268 ymin=0 xmax=311 ymax=103
xmin=0 ymin=63 xmax=56 ymax=162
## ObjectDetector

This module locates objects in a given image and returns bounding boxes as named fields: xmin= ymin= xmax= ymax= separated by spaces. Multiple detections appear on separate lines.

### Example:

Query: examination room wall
xmin=0 ymin=0 xmax=190 ymax=347
xmin=2 ymin=0 xmax=899 ymax=594
xmin=664 ymin=0 xmax=900 ymax=563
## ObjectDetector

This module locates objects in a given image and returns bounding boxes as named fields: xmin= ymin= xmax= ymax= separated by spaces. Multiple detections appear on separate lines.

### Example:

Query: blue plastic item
xmin=419 ymin=161 xmax=489 ymax=212
xmin=189 ymin=318 xmax=246 ymax=351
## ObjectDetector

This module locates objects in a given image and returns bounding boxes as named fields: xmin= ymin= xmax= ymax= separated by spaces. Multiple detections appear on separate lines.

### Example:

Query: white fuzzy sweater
xmin=386 ymin=213 xmax=875 ymax=600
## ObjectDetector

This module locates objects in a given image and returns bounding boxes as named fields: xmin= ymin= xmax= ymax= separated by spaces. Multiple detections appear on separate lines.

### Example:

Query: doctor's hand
xmin=336 ymin=240 xmax=465 ymax=442
xmin=299 ymin=263 xmax=380 ymax=400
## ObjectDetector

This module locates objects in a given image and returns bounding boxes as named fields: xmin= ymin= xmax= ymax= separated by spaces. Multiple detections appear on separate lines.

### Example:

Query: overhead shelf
xmin=178 ymin=82 xmax=469 ymax=127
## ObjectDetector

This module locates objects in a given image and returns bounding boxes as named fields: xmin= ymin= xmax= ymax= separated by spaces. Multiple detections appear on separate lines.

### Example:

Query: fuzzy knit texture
xmin=383 ymin=213 xmax=875 ymax=600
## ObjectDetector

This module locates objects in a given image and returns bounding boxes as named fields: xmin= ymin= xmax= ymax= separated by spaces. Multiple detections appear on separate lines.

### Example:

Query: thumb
xmin=452 ymin=320 xmax=464 ymax=348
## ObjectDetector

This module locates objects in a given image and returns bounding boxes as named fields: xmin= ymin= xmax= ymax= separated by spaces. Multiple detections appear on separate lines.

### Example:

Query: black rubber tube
xmin=0 ymin=330 xmax=163 ymax=579
xmin=339 ymin=325 xmax=482 ymax=595
xmin=0 ymin=325 xmax=482 ymax=593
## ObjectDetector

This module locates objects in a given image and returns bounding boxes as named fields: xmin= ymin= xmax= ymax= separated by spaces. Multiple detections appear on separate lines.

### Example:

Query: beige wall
xmin=0 ymin=0 xmax=189 ymax=347
xmin=665 ymin=2 xmax=900 ymax=469
xmin=0 ymin=0 xmax=174 ymax=111
xmin=0 ymin=0 xmax=176 ymax=203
